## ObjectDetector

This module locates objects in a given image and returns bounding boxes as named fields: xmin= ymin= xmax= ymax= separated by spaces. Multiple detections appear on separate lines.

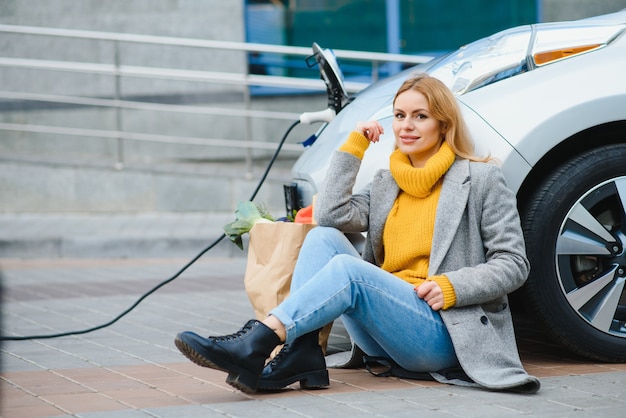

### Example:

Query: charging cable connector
xmin=299 ymin=108 xmax=336 ymax=125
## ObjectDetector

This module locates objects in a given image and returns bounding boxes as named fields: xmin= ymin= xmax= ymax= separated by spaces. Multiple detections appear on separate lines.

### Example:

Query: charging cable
xmin=1 ymin=118 xmax=306 ymax=341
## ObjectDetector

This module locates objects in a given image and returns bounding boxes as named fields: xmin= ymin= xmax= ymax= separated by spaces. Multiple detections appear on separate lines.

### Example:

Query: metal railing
xmin=0 ymin=24 xmax=433 ymax=171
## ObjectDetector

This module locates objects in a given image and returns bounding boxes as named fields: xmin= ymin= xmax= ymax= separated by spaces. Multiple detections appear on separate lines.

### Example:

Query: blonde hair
xmin=393 ymin=73 xmax=491 ymax=163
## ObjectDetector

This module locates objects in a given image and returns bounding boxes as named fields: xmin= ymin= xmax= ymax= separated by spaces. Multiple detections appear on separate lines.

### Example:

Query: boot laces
xmin=211 ymin=320 xmax=256 ymax=342
xmin=269 ymin=343 xmax=293 ymax=366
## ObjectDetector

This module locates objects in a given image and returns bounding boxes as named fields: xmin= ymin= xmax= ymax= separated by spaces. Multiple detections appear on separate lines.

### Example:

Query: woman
xmin=175 ymin=73 xmax=540 ymax=394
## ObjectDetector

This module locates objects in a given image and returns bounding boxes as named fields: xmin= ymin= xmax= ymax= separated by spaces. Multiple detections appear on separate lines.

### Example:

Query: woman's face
xmin=392 ymin=89 xmax=444 ymax=168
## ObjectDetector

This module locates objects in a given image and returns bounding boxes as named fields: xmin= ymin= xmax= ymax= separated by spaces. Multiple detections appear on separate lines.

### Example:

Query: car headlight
xmin=426 ymin=21 xmax=625 ymax=96
xmin=430 ymin=26 xmax=532 ymax=96
xmin=531 ymin=22 xmax=623 ymax=66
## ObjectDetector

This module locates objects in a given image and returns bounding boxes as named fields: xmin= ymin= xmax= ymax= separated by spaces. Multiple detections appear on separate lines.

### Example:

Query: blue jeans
xmin=269 ymin=226 xmax=458 ymax=372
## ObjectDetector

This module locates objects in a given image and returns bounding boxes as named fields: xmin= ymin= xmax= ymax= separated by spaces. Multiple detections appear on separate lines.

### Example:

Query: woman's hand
xmin=356 ymin=121 xmax=384 ymax=143
xmin=415 ymin=281 xmax=444 ymax=311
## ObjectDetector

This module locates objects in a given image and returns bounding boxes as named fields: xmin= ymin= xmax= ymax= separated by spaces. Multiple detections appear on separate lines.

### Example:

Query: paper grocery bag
xmin=244 ymin=221 xmax=332 ymax=354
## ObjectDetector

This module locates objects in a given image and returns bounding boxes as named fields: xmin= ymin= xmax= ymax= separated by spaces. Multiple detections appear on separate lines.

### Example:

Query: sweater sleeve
xmin=338 ymin=131 xmax=371 ymax=160
xmin=314 ymin=133 xmax=373 ymax=233
xmin=428 ymin=275 xmax=457 ymax=310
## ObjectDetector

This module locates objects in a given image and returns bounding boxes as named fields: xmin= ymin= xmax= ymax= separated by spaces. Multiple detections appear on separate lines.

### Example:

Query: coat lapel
xmin=429 ymin=160 xmax=472 ymax=275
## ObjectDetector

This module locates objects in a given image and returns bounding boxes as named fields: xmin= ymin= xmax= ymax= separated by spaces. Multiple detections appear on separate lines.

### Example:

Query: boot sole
xmin=257 ymin=369 xmax=330 ymax=391
xmin=174 ymin=337 xmax=259 ymax=393
xmin=174 ymin=337 xmax=227 ymax=371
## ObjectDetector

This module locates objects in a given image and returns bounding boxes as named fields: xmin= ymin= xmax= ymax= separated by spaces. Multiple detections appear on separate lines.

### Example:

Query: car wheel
xmin=522 ymin=144 xmax=626 ymax=362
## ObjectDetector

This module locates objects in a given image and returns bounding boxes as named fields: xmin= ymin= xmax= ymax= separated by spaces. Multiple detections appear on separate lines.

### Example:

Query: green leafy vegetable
xmin=223 ymin=201 xmax=274 ymax=250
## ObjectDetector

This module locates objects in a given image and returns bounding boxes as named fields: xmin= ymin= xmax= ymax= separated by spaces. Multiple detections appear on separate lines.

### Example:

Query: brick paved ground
xmin=2 ymin=256 xmax=626 ymax=417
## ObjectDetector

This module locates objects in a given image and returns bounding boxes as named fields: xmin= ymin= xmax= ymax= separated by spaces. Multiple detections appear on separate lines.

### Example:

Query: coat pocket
xmin=480 ymin=300 xmax=513 ymax=332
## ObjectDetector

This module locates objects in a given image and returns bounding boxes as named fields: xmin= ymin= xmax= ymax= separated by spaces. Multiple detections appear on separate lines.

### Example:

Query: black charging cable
xmin=1 ymin=119 xmax=302 ymax=341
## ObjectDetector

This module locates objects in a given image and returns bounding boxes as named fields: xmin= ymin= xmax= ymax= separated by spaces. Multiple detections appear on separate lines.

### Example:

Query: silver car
xmin=290 ymin=10 xmax=626 ymax=362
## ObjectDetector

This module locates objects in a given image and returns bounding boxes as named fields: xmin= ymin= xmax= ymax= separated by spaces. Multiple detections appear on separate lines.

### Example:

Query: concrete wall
xmin=0 ymin=0 xmax=298 ymax=163
xmin=0 ymin=1 xmax=325 ymax=214
xmin=0 ymin=0 xmax=246 ymax=93
xmin=0 ymin=0 xmax=244 ymax=39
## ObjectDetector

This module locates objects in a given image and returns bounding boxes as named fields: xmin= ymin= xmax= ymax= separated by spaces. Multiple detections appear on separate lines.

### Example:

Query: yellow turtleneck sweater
xmin=339 ymin=131 xmax=457 ymax=309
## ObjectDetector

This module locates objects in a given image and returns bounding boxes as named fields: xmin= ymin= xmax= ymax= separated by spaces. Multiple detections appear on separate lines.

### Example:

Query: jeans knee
xmin=327 ymin=253 xmax=362 ymax=274
xmin=302 ymin=227 xmax=346 ymax=252
xmin=306 ymin=226 xmax=343 ymax=242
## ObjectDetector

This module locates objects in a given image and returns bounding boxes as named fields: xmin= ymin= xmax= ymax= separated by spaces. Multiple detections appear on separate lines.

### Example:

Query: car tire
xmin=521 ymin=143 xmax=626 ymax=362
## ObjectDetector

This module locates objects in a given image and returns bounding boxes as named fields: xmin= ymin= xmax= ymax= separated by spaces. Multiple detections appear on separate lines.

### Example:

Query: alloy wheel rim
xmin=556 ymin=175 xmax=626 ymax=338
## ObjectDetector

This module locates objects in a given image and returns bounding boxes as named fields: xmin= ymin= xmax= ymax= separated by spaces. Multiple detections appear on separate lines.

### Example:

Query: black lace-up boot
xmin=174 ymin=319 xmax=280 ymax=393
xmin=257 ymin=329 xmax=329 ymax=391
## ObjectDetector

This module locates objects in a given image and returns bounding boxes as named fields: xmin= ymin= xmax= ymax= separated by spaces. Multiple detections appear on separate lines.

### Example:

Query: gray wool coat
xmin=315 ymin=149 xmax=540 ymax=394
